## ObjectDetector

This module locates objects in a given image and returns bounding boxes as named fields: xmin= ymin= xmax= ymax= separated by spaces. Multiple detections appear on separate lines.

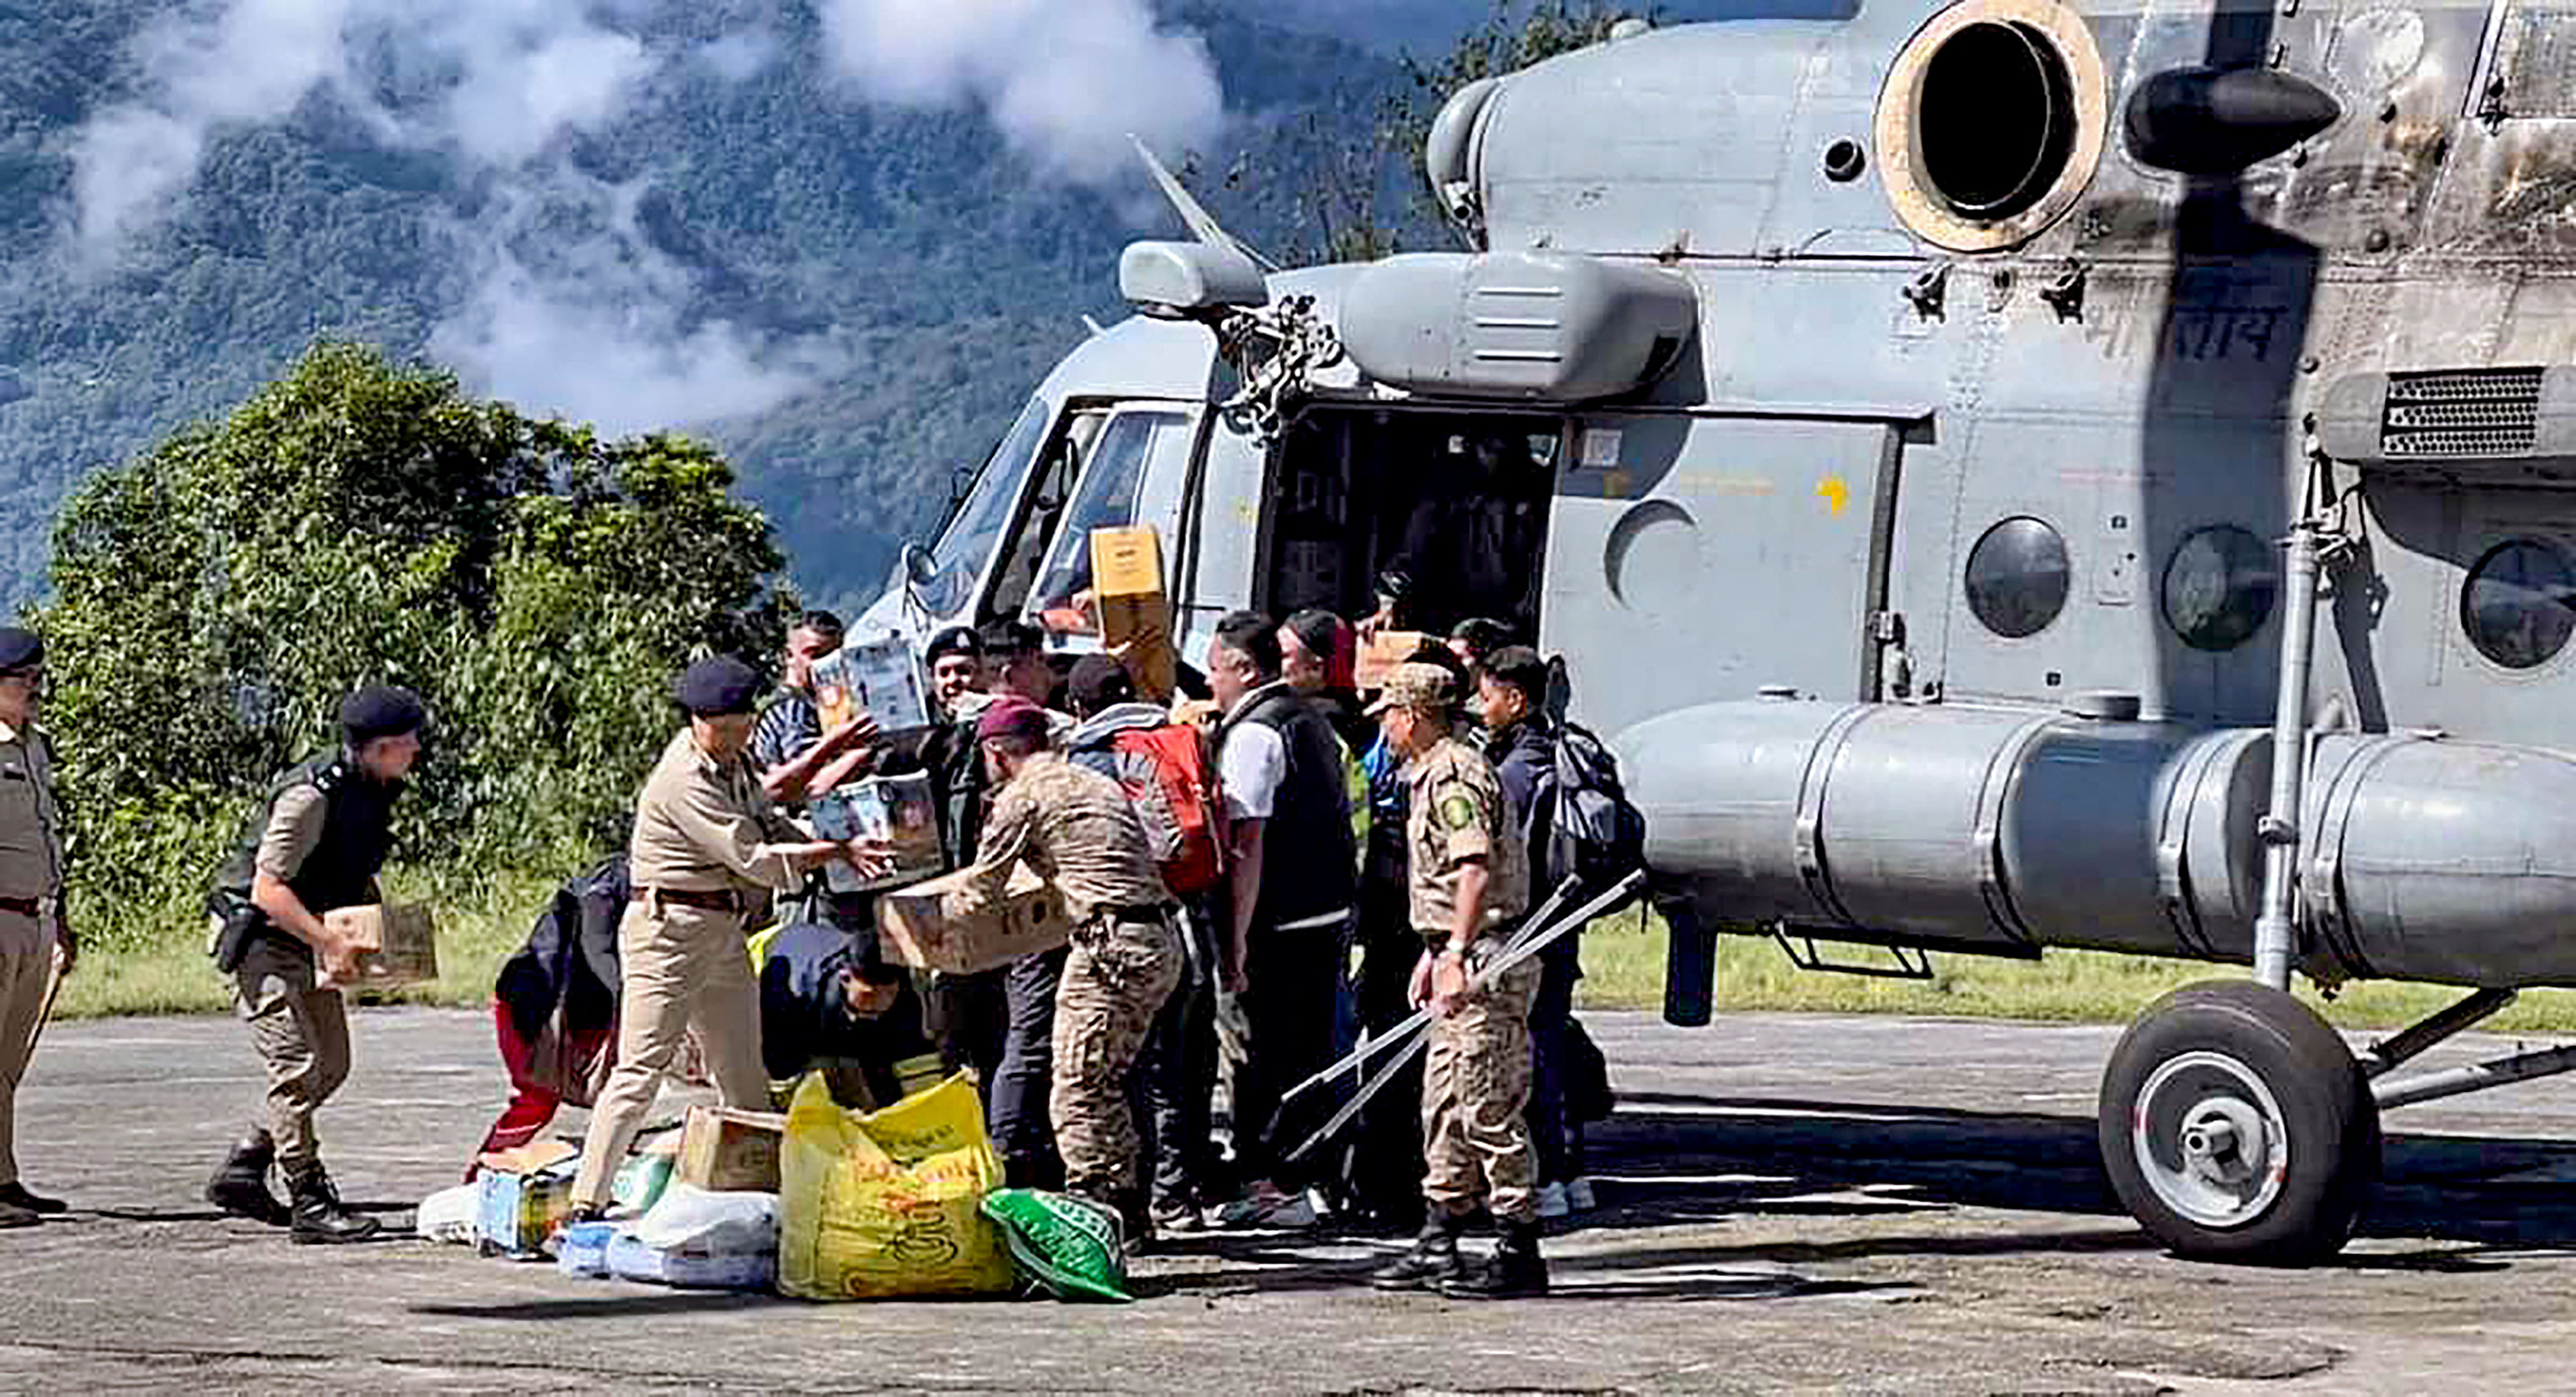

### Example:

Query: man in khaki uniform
xmin=0 ymin=628 xmax=72 ymax=1229
xmin=943 ymin=697 xmax=1179 ymax=1236
xmin=1364 ymin=661 xmax=1544 ymax=1299
xmin=203 ymin=685 xmax=426 ymax=1242
xmin=568 ymin=656 xmax=883 ymax=1218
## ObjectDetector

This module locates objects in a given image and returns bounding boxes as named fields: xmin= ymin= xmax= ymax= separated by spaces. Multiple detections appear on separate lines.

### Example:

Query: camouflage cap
xmin=1364 ymin=661 xmax=1458 ymax=717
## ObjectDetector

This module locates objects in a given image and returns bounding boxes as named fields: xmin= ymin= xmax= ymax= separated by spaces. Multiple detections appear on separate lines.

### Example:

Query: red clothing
xmin=467 ymin=1001 xmax=613 ymax=1178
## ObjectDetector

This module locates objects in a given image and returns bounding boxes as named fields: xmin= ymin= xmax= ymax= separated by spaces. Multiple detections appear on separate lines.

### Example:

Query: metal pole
xmin=2252 ymin=514 xmax=2325 ymax=991
xmin=2374 ymin=1041 xmax=2576 ymax=1109
xmin=2362 ymin=987 xmax=2519 ymax=1078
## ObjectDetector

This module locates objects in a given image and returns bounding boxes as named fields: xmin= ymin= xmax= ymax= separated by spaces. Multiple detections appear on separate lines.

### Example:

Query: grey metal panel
xmin=1616 ymin=697 xmax=1856 ymax=927
xmin=2303 ymin=733 xmax=2576 ymax=986
xmin=1811 ymin=704 xmax=2047 ymax=946
xmin=1473 ymin=21 xmax=1845 ymax=258
xmin=1335 ymin=253 xmax=1698 ymax=402
xmin=1544 ymin=414 xmax=1895 ymax=738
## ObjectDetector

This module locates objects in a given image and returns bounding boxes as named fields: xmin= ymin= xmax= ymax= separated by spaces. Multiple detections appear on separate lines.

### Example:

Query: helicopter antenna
xmin=1130 ymin=134 xmax=1280 ymax=273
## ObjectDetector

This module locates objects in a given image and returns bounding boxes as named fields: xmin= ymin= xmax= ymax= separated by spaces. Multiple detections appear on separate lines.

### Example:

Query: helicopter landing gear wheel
xmin=2098 ymin=980 xmax=2379 ymax=1264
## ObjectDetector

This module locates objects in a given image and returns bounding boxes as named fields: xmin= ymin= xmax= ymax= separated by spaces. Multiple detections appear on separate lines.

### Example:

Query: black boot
xmin=1444 ymin=1216 xmax=1549 ymax=1299
xmin=0 ymin=1182 xmax=65 ymax=1215
xmin=285 ymin=1160 xmax=380 ymax=1245
xmin=1370 ymin=1212 xmax=1465 ymax=1291
xmin=204 ymin=1130 xmax=289 ymax=1227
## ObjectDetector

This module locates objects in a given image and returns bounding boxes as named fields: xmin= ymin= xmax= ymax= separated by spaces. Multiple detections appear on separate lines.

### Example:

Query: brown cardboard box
xmin=319 ymin=903 xmax=439 ymax=989
xmin=1356 ymin=629 xmax=1432 ymax=692
xmin=1089 ymin=526 xmax=1177 ymax=698
xmin=675 ymin=1105 xmax=787 ymax=1193
xmin=1089 ymin=525 xmax=1163 ymax=598
xmin=875 ymin=862 xmax=1072 ymax=976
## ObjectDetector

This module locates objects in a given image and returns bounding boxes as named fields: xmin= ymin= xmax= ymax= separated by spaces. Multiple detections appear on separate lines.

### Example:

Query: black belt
xmin=632 ymin=886 xmax=749 ymax=913
xmin=0 ymin=895 xmax=41 ymax=918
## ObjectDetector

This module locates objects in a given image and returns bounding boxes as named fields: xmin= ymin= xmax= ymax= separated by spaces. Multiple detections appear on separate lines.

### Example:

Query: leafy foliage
xmin=38 ymin=344 xmax=790 ymax=950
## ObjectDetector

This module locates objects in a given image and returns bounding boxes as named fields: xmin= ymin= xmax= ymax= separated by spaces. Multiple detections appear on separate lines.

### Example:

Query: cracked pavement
xmin=4 ymin=1007 xmax=2575 ymax=1393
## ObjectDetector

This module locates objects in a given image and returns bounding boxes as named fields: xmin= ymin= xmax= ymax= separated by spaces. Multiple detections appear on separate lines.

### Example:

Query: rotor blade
xmin=1129 ymin=134 xmax=1280 ymax=273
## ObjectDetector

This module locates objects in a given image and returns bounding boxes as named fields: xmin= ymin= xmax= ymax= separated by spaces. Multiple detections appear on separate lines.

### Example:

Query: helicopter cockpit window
xmin=985 ymin=410 xmax=1106 ymax=622
xmin=2162 ymin=525 xmax=2279 ymax=652
xmin=1028 ymin=409 xmax=1186 ymax=629
xmin=914 ymin=398 xmax=1049 ymax=619
xmin=1965 ymin=516 xmax=2071 ymax=639
xmin=2462 ymin=539 xmax=2576 ymax=671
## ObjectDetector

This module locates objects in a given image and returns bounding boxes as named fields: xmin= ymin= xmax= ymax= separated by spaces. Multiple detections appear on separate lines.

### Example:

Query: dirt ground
xmin=3 ymin=1006 xmax=2572 ymax=1394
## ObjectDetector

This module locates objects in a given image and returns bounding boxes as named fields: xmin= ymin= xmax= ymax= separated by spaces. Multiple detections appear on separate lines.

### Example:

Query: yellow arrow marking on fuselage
xmin=1818 ymin=474 xmax=1849 ymax=517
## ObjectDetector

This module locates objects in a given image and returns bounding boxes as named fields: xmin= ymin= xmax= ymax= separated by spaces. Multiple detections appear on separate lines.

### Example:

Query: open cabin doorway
xmin=1260 ymin=407 xmax=1564 ymax=644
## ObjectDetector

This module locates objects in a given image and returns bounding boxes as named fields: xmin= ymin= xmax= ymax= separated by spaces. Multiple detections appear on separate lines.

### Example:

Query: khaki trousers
xmin=1421 ymin=949 xmax=1541 ymax=1224
xmin=0 ymin=916 xmax=53 ymax=1186
xmin=1050 ymin=916 xmax=1182 ymax=1207
xmin=570 ymin=902 xmax=766 ymax=1205
xmin=234 ymin=935 xmax=351 ymax=1171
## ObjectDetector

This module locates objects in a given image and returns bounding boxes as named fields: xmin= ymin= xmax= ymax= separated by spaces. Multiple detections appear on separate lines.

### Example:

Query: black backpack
xmin=1540 ymin=658 xmax=1649 ymax=908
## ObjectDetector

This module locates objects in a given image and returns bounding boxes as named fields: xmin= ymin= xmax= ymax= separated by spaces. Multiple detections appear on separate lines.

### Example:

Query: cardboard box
xmin=875 ymin=862 xmax=1072 ymax=976
xmin=319 ymin=903 xmax=438 ymax=989
xmin=1086 ymin=526 xmax=1177 ymax=698
xmin=675 ymin=1105 xmax=787 ymax=1193
xmin=1356 ymin=629 xmax=1432 ymax=692
xmin=1089 ymin=525 xmax=1164 ymax=599
xmin=809 ymin=771 xmax=947 ymax=894
xmin=811 ymin=636 xmax=933 ymax=736
xmin=475 ymin=1143 xmax=580 ymax=1256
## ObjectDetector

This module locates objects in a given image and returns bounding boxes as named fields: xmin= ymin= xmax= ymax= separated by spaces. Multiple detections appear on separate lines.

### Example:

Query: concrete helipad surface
xmin=5 ymin=1006 xmax=2575 ymax=1393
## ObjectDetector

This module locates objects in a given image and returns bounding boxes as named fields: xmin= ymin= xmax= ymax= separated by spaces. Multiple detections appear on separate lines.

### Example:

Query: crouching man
xmin=203 ymin=686 xmax=427 ymax=1243
xmin=943 ymin=698 xmax=1179 ymax=1239
xmin=1365 ymin=663 xmax=1543 ymax=1298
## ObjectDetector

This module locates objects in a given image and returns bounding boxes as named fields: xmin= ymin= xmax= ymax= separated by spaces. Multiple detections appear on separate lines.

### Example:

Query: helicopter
xmin=847 ymin=0 xmax=2576 ymax=1263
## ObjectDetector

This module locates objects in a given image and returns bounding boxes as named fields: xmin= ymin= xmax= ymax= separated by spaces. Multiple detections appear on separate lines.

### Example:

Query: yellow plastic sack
xmin=778 ymin=1070 xmax=1015 ymax=1300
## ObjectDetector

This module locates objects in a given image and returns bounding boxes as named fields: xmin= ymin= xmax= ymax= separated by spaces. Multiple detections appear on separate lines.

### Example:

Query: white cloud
xmin=427 ymin=172 xmax=841 ymax=433
xmin=696 ymin=28 xmax=780 ymax=83
xmin=64 ymin=0 xmax=672 ymax=254
xmin=816 ymin=0 xmax=1225 ymax=182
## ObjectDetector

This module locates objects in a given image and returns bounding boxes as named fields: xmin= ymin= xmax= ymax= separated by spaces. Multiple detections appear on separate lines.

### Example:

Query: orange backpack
xmin=1108 ymin=723 xmax=1228 ymax=898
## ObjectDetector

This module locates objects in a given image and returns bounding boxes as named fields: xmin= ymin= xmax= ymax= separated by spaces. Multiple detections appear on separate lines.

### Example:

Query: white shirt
xmin=1218 ymin=712 xmax=1287 ymax=822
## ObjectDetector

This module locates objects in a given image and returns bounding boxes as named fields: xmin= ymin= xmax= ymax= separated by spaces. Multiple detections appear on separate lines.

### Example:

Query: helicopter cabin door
xmin=1543 ymin=413 xmax=1903 ymax=738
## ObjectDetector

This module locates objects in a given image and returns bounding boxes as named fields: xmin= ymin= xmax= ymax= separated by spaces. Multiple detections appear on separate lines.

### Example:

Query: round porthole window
xmin=1966 ymin=517 xmax=2071 ymax=639
xmin=2162 ymin=526 xmax=2279 ymax=652
xmin=2462 ymin=539 xmax=2576 ymax=671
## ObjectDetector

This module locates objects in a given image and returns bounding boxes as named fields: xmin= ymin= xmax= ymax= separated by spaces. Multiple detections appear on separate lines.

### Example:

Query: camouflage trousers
xmin=1050 ymin=913 xmax=1183 ymax=1205
xmin=1422 ymin=946 xmax=1541 ymax=1223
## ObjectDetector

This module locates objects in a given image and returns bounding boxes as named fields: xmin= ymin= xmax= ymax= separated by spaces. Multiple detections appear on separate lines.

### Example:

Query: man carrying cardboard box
xmin=202 ymin=685 xmax=427 ymax=1243
xmin=565 ymin=657 xmax=891 ymax=1224
xmin=943 ymin=697 xmax=1179 ymax=1239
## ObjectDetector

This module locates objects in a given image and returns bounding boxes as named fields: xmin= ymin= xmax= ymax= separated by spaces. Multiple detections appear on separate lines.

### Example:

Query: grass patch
xmin=56 ymin=872 xmax=2576 ymax=1038
xmin=55 ymin=863 xmax=557 ymax=1020
xmin=1575 ymin=907 xmax=2576 ymax=1036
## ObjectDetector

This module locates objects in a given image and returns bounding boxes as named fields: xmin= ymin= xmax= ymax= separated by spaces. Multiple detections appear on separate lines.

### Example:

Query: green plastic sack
xmin=978 ymin=1188 xmax=1132 ymax=1304
xmin=778 ymin=1072 xmax=1014 ymax=1300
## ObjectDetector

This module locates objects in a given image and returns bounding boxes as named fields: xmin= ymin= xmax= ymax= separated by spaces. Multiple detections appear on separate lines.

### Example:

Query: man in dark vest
xmin=202 ymin=685 xmax=427 ymax=1243
xmin=1206 ymin=610 xmax=1357 ymax=1229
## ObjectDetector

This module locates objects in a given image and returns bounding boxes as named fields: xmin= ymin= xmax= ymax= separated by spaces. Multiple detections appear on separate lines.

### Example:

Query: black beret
xmin=675 ymin=656 xmax=762 ymax=717
xmin=0 ymin=627 xmax=39 ymax=674
xmin=925 ymin=626 xmax=982 ymax=664
xmin=339 ymin=685 xmax=427 ymax=743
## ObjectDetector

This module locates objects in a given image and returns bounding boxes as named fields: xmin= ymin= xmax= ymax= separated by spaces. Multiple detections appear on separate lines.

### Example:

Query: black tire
xmin=2097 ymin=979 xmax=2380 ymax=1264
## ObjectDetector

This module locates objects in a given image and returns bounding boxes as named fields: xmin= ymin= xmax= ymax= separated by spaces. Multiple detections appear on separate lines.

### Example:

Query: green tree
xmin=37 ymin=342 xmax=793 ymax=950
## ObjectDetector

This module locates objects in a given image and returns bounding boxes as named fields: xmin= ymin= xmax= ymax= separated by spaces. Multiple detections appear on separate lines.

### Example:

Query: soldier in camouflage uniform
xmin=943 ymin=697 xmax=1180 ymax=1236
xmin=1364 ymin=662 xmax=1544 ymax=1299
